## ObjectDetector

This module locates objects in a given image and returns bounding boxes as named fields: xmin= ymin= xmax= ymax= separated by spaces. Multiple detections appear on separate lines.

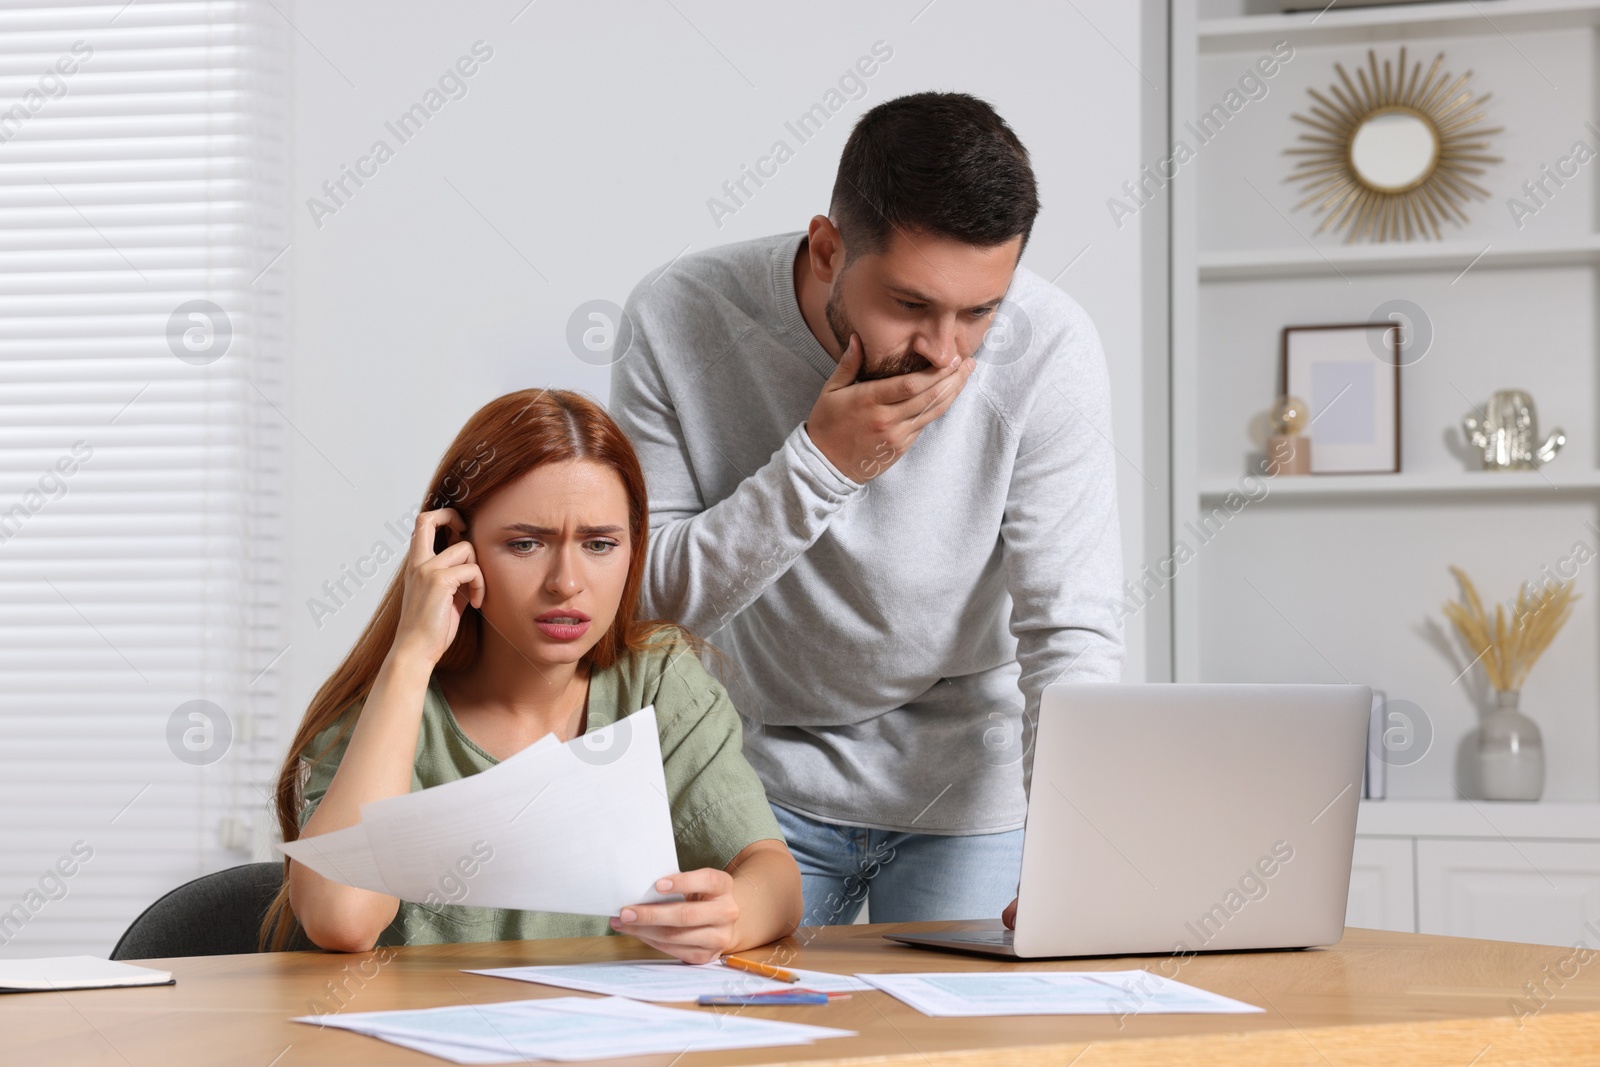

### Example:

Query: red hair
xmin=262 ymin=389 xmax=677 ymax=948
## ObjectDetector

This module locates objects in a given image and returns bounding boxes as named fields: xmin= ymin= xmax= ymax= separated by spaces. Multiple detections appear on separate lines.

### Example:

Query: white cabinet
xmin=1416 ymin=840 xmax=1600 ymax=947
xmin=1346 ymin=837 xmax=1415 ymax=934
xmin=1348 ymin=803 xmax=1600 ymax=946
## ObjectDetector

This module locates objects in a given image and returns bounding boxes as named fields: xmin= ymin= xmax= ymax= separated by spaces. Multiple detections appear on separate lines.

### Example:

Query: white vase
xmin=1477 ymin=689 xmax=1545 ymax=801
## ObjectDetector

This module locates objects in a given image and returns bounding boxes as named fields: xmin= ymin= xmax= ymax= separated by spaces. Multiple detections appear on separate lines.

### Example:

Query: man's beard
xmin=825 ymin=285 xmax=931 ymax=382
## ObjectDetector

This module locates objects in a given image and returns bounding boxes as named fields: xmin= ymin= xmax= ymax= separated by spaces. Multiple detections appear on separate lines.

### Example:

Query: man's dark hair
xmin=830 ymin=91 xmax=1039 ymax=261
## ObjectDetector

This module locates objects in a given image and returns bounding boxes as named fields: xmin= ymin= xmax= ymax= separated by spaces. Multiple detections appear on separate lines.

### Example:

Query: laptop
xmin=885 ymin=683 xmax=1371 ymax=959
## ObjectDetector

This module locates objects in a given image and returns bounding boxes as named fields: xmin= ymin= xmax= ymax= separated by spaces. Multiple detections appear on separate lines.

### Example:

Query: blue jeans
xmin=770 ymin=802 xmax=1023 ymax=926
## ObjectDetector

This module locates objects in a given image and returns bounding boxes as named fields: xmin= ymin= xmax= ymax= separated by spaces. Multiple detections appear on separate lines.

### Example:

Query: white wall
xmin=275 ymin=0 xmax=1170 ymax=796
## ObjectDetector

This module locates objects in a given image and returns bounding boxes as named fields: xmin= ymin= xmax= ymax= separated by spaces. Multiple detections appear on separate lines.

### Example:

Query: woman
xmin=262 ymin=389 xmax=801 ymax=963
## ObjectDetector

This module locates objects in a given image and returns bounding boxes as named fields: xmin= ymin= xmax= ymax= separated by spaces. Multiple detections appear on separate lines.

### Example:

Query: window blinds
xmin=0 ymin=1 xmax=285 ymax=958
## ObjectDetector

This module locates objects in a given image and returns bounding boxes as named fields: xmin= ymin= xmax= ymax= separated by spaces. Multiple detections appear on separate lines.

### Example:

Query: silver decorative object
xmin=1462 ymin=389 xmax=1564 ymax=471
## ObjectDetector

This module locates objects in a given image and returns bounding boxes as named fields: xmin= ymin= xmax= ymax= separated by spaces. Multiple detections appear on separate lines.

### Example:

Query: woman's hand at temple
xmin=391 ymin=507 xmax=484 ymax=669
xmin=610 ymin=839 xmax=802 ymax=964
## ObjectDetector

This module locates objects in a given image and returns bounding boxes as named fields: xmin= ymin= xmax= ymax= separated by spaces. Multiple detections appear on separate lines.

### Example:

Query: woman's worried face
xmin=466 ymin=459 xmax=632 ymax=670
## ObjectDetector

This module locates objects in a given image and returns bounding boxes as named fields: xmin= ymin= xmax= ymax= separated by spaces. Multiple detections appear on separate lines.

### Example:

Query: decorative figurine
xmin=1462 ymin=390 xmax=1563 ymax=471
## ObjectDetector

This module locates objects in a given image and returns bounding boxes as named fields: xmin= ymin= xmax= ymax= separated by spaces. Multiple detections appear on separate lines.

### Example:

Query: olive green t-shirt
xmin=296 ymin=636 xmax=783 ymax=946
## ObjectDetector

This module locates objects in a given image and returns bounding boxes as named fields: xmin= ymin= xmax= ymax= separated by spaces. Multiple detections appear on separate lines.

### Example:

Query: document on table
xmin=467 ymin=959 xmax=874 ymax=1001
xmin=858 ymin=970 xmax=1264 ymax=1017
xmin=279 ymin=707 xmax=680 ymax=916
xmin=294 ymin=994 xmax=855 ymax=1064
xmin=0 ymin=956 xmax=173 ymax=993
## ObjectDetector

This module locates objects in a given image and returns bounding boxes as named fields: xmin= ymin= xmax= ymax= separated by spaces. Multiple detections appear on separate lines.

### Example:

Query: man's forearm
xmin=639 ymin=424 xmax=863 ymax=635
xmin=1003 ymin=325 xmax=1127 ymax=798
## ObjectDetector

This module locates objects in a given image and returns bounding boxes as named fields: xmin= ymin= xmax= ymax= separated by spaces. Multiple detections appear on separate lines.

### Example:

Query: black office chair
xmin=111 ymin=862 xmax=314 ymax=960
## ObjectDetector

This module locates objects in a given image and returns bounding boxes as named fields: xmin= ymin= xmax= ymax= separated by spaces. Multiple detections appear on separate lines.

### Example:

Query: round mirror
xmin=1289 ymin=48 xmax=1500 ymax=242
xmin=1348 ymin=109 xmax=1439 ymax=193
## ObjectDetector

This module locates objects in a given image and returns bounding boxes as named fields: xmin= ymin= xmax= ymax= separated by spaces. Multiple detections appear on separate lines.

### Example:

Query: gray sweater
xmin=609 ymin=231 xmax=1124 ymax=834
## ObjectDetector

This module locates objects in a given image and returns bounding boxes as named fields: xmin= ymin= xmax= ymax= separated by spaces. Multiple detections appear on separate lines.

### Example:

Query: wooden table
xmin=10 ymin=921 xmax=1600 ymax=1066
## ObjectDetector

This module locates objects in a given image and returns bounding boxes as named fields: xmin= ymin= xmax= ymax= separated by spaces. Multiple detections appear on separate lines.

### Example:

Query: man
xmin=610 ymin=91 xmax=1123 ymax=926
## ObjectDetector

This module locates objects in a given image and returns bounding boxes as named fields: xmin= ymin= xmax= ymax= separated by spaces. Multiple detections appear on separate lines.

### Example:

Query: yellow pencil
xmin=721 ymin=954 xmax=800 ymax=983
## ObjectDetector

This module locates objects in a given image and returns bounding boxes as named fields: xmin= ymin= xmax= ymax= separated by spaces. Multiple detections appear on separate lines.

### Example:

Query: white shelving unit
xmin=1175 ymin=1 xmax=1600 ymax=945
xmin=1199 ymin=470 xmax=1600 ymax=498
xmin=1199 ymin=234 xmax=1600 ymax=281
xmin=1198 ymin=0 xmax=1600 ymax=51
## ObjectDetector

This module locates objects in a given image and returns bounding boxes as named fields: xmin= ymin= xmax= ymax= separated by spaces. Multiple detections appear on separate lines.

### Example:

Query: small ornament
xmin=1461 ymin=389 xmax=1564 ymax=471
xmin=1268 ymin=395 xmax=1311 ymax=476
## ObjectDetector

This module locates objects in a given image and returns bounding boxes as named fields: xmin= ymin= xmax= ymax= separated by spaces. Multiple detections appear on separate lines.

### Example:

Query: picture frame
xmin=1281 ymin=324 xmax=1401 ymax=474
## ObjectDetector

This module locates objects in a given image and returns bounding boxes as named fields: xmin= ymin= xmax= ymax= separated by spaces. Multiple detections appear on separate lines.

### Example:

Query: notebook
xmin=0 ymin=956 xmax=174 ymax=993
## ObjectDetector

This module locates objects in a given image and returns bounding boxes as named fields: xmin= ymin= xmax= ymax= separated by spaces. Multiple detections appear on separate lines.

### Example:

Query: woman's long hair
xmin=261 ymin=389 xmax=677 ymax=949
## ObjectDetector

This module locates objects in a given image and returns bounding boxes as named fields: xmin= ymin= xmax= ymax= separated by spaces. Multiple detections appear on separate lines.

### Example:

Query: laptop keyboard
xmin=939 ymin=929 xmax=1015 ymax=946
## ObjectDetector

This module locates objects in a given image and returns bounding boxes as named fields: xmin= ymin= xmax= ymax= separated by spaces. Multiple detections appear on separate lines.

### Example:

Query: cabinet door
xmin=1347 ymin=837 xmax=1415 ymax=933
xmin=1417 ymin=839 xmax=1600 ymax=946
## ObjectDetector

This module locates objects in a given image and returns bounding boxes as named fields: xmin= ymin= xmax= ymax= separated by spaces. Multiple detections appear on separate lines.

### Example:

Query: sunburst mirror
xmin=1287 ymin=48 xmax=1502 ymax=242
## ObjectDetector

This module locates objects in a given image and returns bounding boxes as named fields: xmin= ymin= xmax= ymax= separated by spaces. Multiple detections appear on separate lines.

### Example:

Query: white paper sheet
xmin=276 ymin=820 xmax=389 ymax=894
xmin=858 ymin=970 xmax=1264 ymax=1017
xmin=279 ymin=708 xmax=681 ymax=916
xmin=466 ymin=959 xmax=873 ymax=1001
xmin=294 ymin=995 xmax=855 ymax=1063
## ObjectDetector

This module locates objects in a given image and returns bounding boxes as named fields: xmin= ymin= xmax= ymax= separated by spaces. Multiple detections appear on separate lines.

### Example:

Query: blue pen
xmin=698 ymin=992 xmax=831 ymax=1006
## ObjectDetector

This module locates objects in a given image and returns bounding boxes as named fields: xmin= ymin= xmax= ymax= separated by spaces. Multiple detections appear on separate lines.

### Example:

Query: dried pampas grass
xmin=1442 ymin=565 xmax=1577 ymax=693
